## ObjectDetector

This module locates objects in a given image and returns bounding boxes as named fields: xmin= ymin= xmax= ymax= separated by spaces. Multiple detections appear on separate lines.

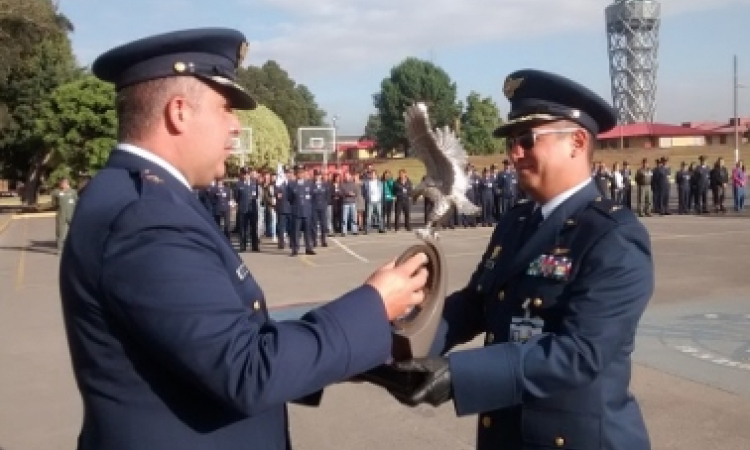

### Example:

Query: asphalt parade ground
xmin=1 ymin=210 xmax=749 ymax=450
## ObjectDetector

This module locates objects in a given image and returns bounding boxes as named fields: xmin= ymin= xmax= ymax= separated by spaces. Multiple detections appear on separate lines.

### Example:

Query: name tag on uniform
xmin=510 ymin=317 xmax=544 ymax=343
xmin=236 ymin=263 xmax=249 ymax=281
xmin=305 ymin=194 xmax=311 ymax=199
xmin=487 ymin=183 xmax=493 ymax=187
xmin=527 ymin=254 xmax=572 ymax=281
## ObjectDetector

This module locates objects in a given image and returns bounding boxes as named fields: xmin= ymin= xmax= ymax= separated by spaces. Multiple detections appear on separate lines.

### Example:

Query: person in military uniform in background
xmin=211 ymin=178 xmax=231 ymax=238
xmin=660 ymin=157 xmax=672 ymax=215
xmin=653 ymin=157 xmax=671 ymax=215
xmin=275 ymin=167 xmax=293 ymax=249
xmin=51 ymin=177 xmax=78 ymax=252
xmin=710 ymin=157 xmax=729 ymax=213
xmin=675 ymin=161 xmax=691 ymax=214
xmin=593 ymin=161 xmax=611 ymax=199
xmin=288 ymin=165 xmax=315 ymax=256
xmin=498 ymin=159 xmax=517 ymax=214
xmin=691 ymin=155 xmax=710 ymax=213
xmin=687 ymin=162 xmax=696 ymax=211
xmin=363 ymin=68 xmax=654 ymax=450
xmin=461 ymin=164 xmax=480 ymax=227
xmin=489 ymin=164 xmax=501 ymax=220
xmin=635 ymin=158 xmax=653 ymax=217
xmin=621 ymin=161 xmax=632 ymax=209
xmin=234 ymin=167 xmax=260 ymax=252
xmin=479 ymin=167 xmax=495 ymax=226
xmin=310 ymin=169 xmax=330 ymax=247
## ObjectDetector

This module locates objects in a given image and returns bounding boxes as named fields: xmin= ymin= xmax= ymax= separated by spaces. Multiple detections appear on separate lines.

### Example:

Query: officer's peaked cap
xmin=92 ymin=28 xmax=256 ymax=110
xmin=494 ymin=69 xmax=617 ymax=138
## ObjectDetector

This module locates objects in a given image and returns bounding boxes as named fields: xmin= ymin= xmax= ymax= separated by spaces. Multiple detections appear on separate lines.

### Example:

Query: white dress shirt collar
xmin=538 ymin=178 xmax=593 ymax=220
xmin=117 ymin=143 xmax=192 ymax=191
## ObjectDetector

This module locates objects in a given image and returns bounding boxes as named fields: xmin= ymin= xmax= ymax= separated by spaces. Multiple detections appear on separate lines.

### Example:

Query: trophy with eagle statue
xmin=390 ymin=102 xmax=481 ymax=362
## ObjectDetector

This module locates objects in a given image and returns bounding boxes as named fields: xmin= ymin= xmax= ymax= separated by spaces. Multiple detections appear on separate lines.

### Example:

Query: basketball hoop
xmin=309 ymin=137 xmax=325 ymax=151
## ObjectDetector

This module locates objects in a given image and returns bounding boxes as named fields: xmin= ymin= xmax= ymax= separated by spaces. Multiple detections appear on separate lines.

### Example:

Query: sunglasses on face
xmin=505 ymin=127 xmax=582 ymax=152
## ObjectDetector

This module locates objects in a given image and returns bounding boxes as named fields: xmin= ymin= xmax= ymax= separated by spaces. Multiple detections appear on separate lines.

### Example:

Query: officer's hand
xmin=389 ymin=357 xmax=452 ymax=407
xmin=366 ymin=253 xmax=428 ymax=321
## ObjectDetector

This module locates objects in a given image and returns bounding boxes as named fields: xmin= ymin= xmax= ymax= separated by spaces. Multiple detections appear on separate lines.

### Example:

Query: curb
xmin=12 ymin=211 xmax=56 ymax=219
xmin=0 ymin=215 xmax=13 ymax=235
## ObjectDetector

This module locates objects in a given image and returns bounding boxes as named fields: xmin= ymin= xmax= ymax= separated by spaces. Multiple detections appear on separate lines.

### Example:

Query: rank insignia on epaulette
xmin=236 ymin=263 xmax=249 ymax=281
xmin=142 ymin=170 xmax=163 ymax=184
xmin=490 ymin=246 xmax=502 ymax=259
xmin=551 ymin=247 xmax=569 ymax=256
xmin=610 ymin=205 xmax=622 ymax=212
xmin=565 ymin=219 xmax=576 ymax=226
xmin=526 ymin=254 xmax=572 ymax=281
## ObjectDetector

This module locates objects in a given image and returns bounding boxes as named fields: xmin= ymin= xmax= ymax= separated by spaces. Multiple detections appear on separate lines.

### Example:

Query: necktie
xmin=520 ymin=206 xmax=543 ymax=244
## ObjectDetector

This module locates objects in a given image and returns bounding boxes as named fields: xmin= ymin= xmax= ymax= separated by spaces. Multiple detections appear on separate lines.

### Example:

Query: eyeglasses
xmin=505 ymin=128 xmax=582 ymax=152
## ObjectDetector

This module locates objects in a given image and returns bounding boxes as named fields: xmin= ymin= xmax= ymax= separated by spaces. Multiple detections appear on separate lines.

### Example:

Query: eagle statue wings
xmin=404 ymin=102 xmax=481 ymax=240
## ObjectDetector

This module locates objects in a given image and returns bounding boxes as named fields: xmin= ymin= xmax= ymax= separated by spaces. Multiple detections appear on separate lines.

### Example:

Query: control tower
xmin=605 ymin=0 xmax=661 ymax=124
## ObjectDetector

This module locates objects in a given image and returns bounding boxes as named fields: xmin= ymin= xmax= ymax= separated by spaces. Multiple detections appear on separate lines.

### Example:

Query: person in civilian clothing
xmin=732 ymin=160 xmax=746 ymax=212
xmin=363 ymin=169 xmax=385 ymax=234
xmin=393 ymin=169 xmax=413 ymax=232
xmin=381 ymin=170 xmax=395 ymax=231
xmin=340 ymin=172 xmax=359 ymax=236
xmin=310 ymin=170 xmax=330 ymax=247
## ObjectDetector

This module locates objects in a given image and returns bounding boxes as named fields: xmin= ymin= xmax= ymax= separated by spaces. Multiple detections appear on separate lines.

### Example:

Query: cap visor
xmin=201 ymin=75 xmax=257 ymax=110
xmin=493 ymin=114 xmax=562 ymax=138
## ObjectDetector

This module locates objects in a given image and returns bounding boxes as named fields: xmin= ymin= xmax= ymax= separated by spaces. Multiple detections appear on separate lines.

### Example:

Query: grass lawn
xmin=373 ymin=144 xmax=750 ymax=182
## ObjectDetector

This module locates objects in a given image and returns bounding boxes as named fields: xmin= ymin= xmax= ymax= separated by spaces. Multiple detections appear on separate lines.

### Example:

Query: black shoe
xmin=305 ymin=249 xmax=316 ymax=255
xmin=291 ymin=251 xmax=298 ymax=256
xmin=322 ymin=242 xmax=328 ymax=247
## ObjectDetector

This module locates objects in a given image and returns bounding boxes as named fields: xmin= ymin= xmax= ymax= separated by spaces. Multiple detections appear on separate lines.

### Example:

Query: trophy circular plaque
xmin=390 ymin=239 xmax=448 ymax=360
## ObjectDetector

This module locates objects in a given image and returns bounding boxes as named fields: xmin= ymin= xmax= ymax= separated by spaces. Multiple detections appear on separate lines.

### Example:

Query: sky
xmin=58 ymin=0 xmax=750 ymax=136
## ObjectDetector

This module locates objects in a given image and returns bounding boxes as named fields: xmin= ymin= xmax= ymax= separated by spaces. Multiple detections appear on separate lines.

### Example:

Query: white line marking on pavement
xmin=704 ymin=313 xmax=719 ymax=319
xmin=673 ymin=345 xmax=750 ymax=372
xmin=330 ymin=238 xmax=369 ymax=263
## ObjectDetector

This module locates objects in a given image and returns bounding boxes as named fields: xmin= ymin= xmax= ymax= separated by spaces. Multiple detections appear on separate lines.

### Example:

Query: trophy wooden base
xmin=391 ymin=239 xmax=447 ymax=362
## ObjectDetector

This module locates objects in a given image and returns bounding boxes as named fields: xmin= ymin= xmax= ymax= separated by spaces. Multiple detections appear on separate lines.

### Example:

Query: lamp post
xmin=332 ymin=115 xmax=339 ymax=170
xmin=734 ymin=55 xmax=739 ymax=163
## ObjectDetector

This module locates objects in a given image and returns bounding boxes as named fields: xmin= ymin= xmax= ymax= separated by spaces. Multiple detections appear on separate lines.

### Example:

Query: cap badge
xmin=238 ymin=41 xmax=249 ymax=68
xmin=173 ymin=62 xmax=186 ymax=73
xmin=503 ymin=76 xmax=524 ymax=99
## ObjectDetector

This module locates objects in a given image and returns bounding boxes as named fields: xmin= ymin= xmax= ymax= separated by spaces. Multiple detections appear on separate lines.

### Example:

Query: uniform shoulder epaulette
xmin=588 ymin=196 xmax=636 ymax=224
xmin=511 ymin=198 xmax=533 ymax=210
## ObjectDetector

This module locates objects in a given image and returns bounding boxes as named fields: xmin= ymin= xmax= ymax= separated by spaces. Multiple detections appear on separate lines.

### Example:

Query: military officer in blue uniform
xmin=275 ymin=166 xmax=294 ymax=249
xmin=57 ymin=28 xmax=429 ymax=450
xmin=288 ymin=165 xmax=315 ymax=256
xmin=462 ymin=165 xmax=480 ymax=227
xmin=310 ymin=169 xmax=330 ymax=247
xmin=363 ymin=69 xmax=654 ymax=450
xmin=675 ymin=161 xmax=691 ymax=214
xmin=497 ymin=159 xmax=518 ymax=214
xmin=234 ymin=167 xmax=260 ymax=252
xmin=211 ymin=179 xmax=232 ymax=238
xmin=479 ymin=168 xmax=495 ymax=226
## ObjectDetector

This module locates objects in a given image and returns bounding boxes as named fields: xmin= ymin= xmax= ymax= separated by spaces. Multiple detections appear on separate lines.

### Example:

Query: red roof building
xmin=596 ymin=119 xmax=750 ymax=150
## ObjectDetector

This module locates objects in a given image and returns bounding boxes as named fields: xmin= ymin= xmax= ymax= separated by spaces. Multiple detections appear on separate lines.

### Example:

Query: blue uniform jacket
xmin=234 ymin=179 xmax=259 ymax=213
xmin=58 ymin=149 xmax=392 ymax=450
xmin=311 ymin=181 xmax=330 ymax=211
xmin=287 ymin=179 xmax=313 ymax=218
xmin=433 ymin=181 xmax=653 ymax=450
xmin=212 ymin=184 xmax=231 ymax=214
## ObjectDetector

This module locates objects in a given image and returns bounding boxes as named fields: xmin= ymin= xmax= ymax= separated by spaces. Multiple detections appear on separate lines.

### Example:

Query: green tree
xmin=460 ymin=91 xmax=504 ymax=155
xmin=234 ymin=105 xmax=292 ymax=170
xmin=0 ymin=16 xmax=79 ymax=204
xmin=373 ymin=57 xmax=462 ymax=154
xmin=237 ymin=61 xmax=326 ymax=145
xmin=35 ymin=75 xmax=117 ymax=187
